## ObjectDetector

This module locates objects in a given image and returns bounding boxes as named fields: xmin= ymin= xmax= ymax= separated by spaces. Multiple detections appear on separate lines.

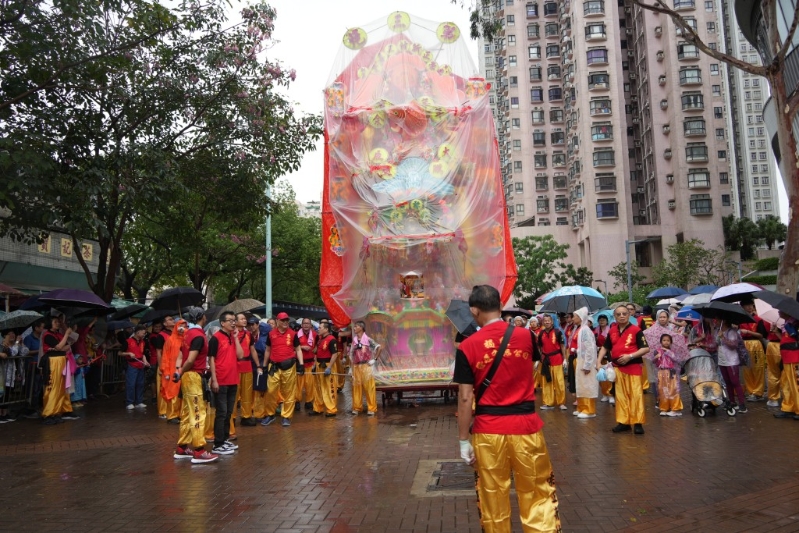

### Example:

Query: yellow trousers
xmin=779 ymin=363 xmax=799 ymax=415
xmin=295 ymin=369 xmax=316 ymax=405
xmin=641 ymin=363 xmax=649 ymax=390
xmin=600 ymin=381 xmax=613 ymax=397
xmin=205 ymin=405 xmax=215 ymax=440
xmin=264 ymin=366 xmax=298 ymax=419
xmin=229 ymin=372 xmax=254 ymax=435
xmin=335 ymin=357 xmax=346 ymax=390
xmin=615 ymin=372 xmax=646 ymax=425
xmin=157 ymin=369 xmax=182 ymax=419
xmin=177 ymin=372 xmax=207 ymax=450
xmin=576 ymin=397 xmax=596 ymax=415
xmin=472 ymin=432 xmax=561 ymax=533
xmin=351 ymin=363 xmax=377 ymax=413
xmin=157 ymin=369 xmax=167 ymax=416
xmin=657 ymin=369 xmax=683 ymax=412
xmin=313 ymin=363 xmax=338 ymax=414
xmin=541 ymin=365 xmax=565 ymax=407
xmin=766 ymin=342 xmax=782 ymax=402
xmin=742 ymin=340 xmax=766 ymax=397
xmin=42 ymin=355 xmax=73 ymax=417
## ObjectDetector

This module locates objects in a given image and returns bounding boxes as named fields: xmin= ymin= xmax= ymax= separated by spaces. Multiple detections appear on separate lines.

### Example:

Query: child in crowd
xmin=653 ymin=334 xmax=683 ymax=417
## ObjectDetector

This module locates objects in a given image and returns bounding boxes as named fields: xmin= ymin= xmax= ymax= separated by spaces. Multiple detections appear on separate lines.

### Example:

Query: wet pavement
xmin=2 ymin=386 xmax=799 ymax=532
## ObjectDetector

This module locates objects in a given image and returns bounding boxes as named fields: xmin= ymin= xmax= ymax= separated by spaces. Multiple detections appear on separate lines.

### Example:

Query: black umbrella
xmin=694 ymin=301 xmax=755 ymax=325
xmin=0 ymin=310 xmax=43 ymax=330
xmin=38 ymin=288 xmax=112 ymax=310
xmin=446 ymin=299 xmax=478 ymax=334
xmin=110 ymin=303 xmax=148 ymax=321
xmin=19 ymin=295 xmax=48 ymax=311
xmin=150 ymin=287 xmax=204 ymax=312
xmin=139 ymin=308 xmax=175 ymax=324
xmin=106 ymin=320 xmax=135 ymax=331
xmin=753 ymin=290 xmax=799 ymax=321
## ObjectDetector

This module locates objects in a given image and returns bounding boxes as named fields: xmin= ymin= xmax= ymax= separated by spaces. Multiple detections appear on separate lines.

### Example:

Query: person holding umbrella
xmin=716 ymin=320 xmax=748 ymax=413
xmin=40 ymin=315 xmax=79 ymax=424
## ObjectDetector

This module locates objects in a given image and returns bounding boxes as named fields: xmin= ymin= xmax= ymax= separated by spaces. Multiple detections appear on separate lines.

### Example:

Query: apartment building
xmin=480 ymin=0 xmax=734 ymax=281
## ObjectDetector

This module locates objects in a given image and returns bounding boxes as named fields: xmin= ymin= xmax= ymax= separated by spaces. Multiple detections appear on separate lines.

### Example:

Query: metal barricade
xmin=99 ymin=349 xmax=127 ymax=395
xmin=0 ymin=355 xmax=37 ymax=410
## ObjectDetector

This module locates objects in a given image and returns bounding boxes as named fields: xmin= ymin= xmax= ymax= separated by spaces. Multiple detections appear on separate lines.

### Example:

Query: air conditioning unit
xmin=626 ymin=29 xmax=633 ymax=35
xmin=627 ymin=50 xmax=635 ymax=57
xmin=657 ymin=51 xmax=664 ymax=61
xmin=634 ymin=140 xmax=642 ymax=147
xmin=625 ymin=7 xmax=632 ymax=13
xmin=639 ymin=209 xmax=646 ymax=216
xmin=659 ymin=75 xmax=667 ymax=85
xmin=655 ymin=26 xmax=663 ymax=36
xmin=664 ymin=149 xmax=673 ymax=158
xmin=668 ymin=199 xmax=676 ymax=209
xmin=660 ymin=100 xmax=669 ymax=109
xmin=663 ymin=124 xmax=670 ymax=133
xmin=666 ymin=174 xmax=674 ymax=183
xmin=637 ymin=187 xmax=645 ymax=193
xmin=632 ymin=118 xmax=640 ymax=124
xmin=629 ymin=73 xmax=637 ymax=79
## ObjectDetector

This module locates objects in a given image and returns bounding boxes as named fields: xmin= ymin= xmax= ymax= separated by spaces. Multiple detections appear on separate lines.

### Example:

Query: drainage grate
xmin=429 ymin=461 xmax=476 ymax=492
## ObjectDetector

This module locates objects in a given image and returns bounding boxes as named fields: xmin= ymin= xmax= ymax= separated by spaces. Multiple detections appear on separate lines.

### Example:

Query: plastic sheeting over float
xmin=320 ymin=12 xmax=517 ymax=385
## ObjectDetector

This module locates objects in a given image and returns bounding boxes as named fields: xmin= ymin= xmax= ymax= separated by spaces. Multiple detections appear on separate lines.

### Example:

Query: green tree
xmin=0 ymin=1 xmax=321 ymax=302
xmin=511 ymin=235 xmax=569 ymax=308
xmin=451 ymin=0 xmax=502 ymax=40
xmin=738 ymin=218 xmax=762 ymax=262
xmin=563 ymin=265 xmax=594 ymax=287
xmin=608 ymin=260 xmax=645 ymax=292
xmin=651 ymin=239 xmax=737 ymax=289
xmin=757 ymin=215 xmax=787 ymax=250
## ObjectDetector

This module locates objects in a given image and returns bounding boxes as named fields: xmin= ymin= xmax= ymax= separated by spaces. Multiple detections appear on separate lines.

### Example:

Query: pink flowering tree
xmin=0 ymin=1 xmax=321 ymax=301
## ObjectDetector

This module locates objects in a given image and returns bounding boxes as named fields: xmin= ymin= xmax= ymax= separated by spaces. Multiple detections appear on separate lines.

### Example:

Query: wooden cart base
xmin=376 ymin=383 xmax=459 ymax=408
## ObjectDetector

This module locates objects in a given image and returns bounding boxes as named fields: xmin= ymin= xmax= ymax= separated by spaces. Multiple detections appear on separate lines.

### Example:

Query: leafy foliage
xmin=651 ymin=239 xmax=738 ymax=289
xmin=606 ymin=287 xmax=650 ymax=307
xmin=563 ymin=265 xmax=594 ymax=287
xmin=608 ymin=260 xmax=645 ymax=292
xmin=511 ymin=235 xmax=570 ymax=308
xmin=754 ymin=257 xmax=780 ymax=271
xmin=756 ymin=215 xmax=787 ymax=250
xmin=451 ymin=0 xmax=502 ymax=41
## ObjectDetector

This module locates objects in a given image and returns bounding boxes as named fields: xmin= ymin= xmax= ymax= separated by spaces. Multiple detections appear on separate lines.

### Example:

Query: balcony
xmin=594 ymin=175 xmax=617 ymax=192
xmin=586 ymin=27 xmax=606 ymax=41
xmin=589 ymin=100 xmax=611 ymax=116
xmin=583 ymin=0 xmax=605 ymax=16
xmin=679 ymin=70 xmax=702 ymax=86
xmin=683 ymin=121 xmax=706 ymax=136
xmin=544 ymin=2 xmax=558 ymax=16
xmin=674 ymin=0 xmax=695 ymax=10
xmin=537 ymin=199 xmax=550 ymax=212
xmin=689 ymin=194 xmax=712 ymax=215
xmin=592 ymin=151 xmax=615 ymax=167
xmin=596 ymin=200 xmax=619 ymax=219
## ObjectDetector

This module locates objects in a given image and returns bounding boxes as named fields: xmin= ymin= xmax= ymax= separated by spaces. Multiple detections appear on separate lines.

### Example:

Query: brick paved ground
xmin=1 ymin=385 xmax=798 ymax=532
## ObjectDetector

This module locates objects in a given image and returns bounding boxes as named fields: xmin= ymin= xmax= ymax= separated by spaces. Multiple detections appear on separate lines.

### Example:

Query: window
xmin=516 ymin=204 xmax=525 ymax=216
xmin=678 ymin=43 xmax=700 ymax=59
xmin=755 ymin=201 xmax=762 ymax=210
xmin=508 ymin=35 xmax=517 ymax=46
xmin=551 ymin=131 xmax=565 ymax=144
xmin=590 ymin=98 xmax=612 ymax=115
xmin=710 ymin=64 xmax=719 ymax=75
xmin=764 ymin=201 xmax=772 ymax=210
xmin=587 ymin=48 xmax=609 ymax=64
xmin=674 ymin=0 xmax=695 ymax=8
xmin=507 ymin=15 xmax=516 ymax=25
xmin=715 ymin=128 xmax=725 ymax=139
xmin=689 ymin=194 xmax=712 ymax=215
xmin=535 ymin=154 xmax=548 ymax=168
xmin=595 ymin=173 xmax=617 ymax=191
xmin=712 ymin=85 xmax=721 ymax=96
xmin=679 ymin=68 xmax=702 ymax=85
xmin=707 ymin=22 xmax=716 ymax=33
xmin=511 ymin=96 xmax=520 ymax=108
xmin=550 ymin=109 xmax=564 ymax=122
xmin=539 ymin=217 xmax=551 ymax=226
xmin=549 ymin=87 xmax=563 ymax=101
xmin=757 ymin=127 xmax=765 ymax=135
xmin=514 ymin=161 xmax=523 ymax=172
xmin=681 ymin=92 xmax=704 ymax=110
xmin=683 ymin=117 xmax=706 ymax=135
xmin=512 ymin=118 xmax=521 ymax=129
xmin=586 ymin=23 xmax=606 ymax=39
xmin=508 ymin=205 xmax=515 ymax=216
xmin=547 ymin=65 xmax=561 ymax=78
xmin=544 ymin=1 xmax=558 ymax=15
xmin=533 ymin=131 xmax=546 ymax=146
xmin=721 ymin=194 xmax=731 ymax=206
xmin=530 ymin=87 xmax=544 ymax=102
xmin=513 ymin=140 xmax=522 ymax=151
xmin=537 ymin=197 xmax=550 ymax=211
xmin=552 ymin=153 xmax=566 ymax=166
xmin=705 ymin=0 xmax=713 ymax=10
xmin=759 ymin=151 xmax=767 ymax=160
xmin=763 ymin=189 xmax=771 ymax=197
xmin=529 ymin=45 xmax=541 ymax=59
xmin=719 ymin=172 xmax=729 ymax=184
xmin=596 ymin=199 xmax=619 ymax=218
xmin=530 ymin=66 xmax=542 ymax=81
xmin=527 ymin=2 xmax=539 ymax=17
xmin=509 ymin=55 xmax=518 ymax=67
xmin=588 ymin=72 xmax=610 ymax=89
xmin=762 ymin=176 xmax=770 ymax=184
xmin=753 ymin=189 xmax=761 ymax=198
xmin=528 ymin=23 xmax=540 ymax=38
xmin=545 ymin=22 xmax=559 ymax=37
xmin=583 ymin=0 xmax=605 ymax=15
xmin=718 ymin=150 xmax=727 ymax=159
xmin=556 ymin=217 xmax=568 ymax=226
xmin=593 ymin=149 xmax=615 ymax=167
xmin=685 ymin=143 xmax=709 ymax=162
xmin=555 ymin=197 xmax=569 ymax=212
xmin=591 ymin=123 xmax=613 ymax=140
xmin=536 ymin=176 xmax=549 ymax=190
xmin=553 ymin=175 xmax=568 ymax=189
xmin=687 ymin=169 xmax=710 ymax=188
xmin=714 ymin=106 xmax=723 ymax=118
xmin=510 ymin=76 xmax=518 ymax=88
xmin=532 ymin=110 xmax=545 ymax=123
xmin=546 ymin=44 xmax=560 ymax=58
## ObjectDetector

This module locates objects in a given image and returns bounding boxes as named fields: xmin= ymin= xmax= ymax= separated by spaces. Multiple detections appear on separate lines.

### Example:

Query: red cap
xmin=276 ymin=312 xmax=290 ymax=320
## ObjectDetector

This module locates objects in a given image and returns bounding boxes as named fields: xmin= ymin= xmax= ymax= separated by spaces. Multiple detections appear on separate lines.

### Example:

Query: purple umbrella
xmin=38 ymin=289 xmax=112 ymax=310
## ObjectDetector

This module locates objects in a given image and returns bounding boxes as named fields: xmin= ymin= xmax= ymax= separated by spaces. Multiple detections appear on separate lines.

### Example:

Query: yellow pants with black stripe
xmin=472 ymin=432 xmax=561 ymax=533
xmin=265 ymin=366 xmax=298 ymax=419
xmin=312 ymin=362 xmax=338 ymax=414
xmin=742 ymin=339 xmax=766 ymax=397
xmin=229 ymin=371 xmax=254 ymax=435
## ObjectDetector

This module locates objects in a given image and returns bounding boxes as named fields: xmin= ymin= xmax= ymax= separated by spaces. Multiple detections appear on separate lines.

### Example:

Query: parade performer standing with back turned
xmin=598 ymin=306 xmax=649 ymax=435
xmin=454 ymin=285 xmax=561 ymax=533
xmin=310 ymin=321 xmax=339 ymax=417
xmin=349 ymin=320 xmax=381 ymax=416
xmin=261 ymin=312 xmax=304 ymax=427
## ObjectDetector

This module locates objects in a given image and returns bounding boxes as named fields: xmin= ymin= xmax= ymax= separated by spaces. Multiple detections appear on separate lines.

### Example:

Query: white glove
xmin=459 ymin=439 xmax=475 ymax=465
xmin=368 ymin=359 xmax=376 ymax=366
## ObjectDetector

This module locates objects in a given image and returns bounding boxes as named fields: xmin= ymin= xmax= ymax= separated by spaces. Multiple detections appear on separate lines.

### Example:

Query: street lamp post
xmin=265 ymin=185 xmax=273 ymax=319
xmin=595 ymin=279 xmax=608 ymax=295
xmin=625 ymin=239 xmax=647 ymax=304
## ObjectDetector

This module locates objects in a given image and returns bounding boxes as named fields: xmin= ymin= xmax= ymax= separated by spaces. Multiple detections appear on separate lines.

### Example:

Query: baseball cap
xmin=276 ymin=312 xmax=290 ymax=320
xmin=247 ymin=316 xmax=259 ymax=325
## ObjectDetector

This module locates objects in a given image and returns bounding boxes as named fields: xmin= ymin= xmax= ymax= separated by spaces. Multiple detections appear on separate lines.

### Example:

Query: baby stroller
xmin=682 ymin=348 xmax=737 ymax=417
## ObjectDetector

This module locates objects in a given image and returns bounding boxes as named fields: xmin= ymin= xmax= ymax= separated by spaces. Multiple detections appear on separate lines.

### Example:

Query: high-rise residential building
xmin=480 ymin=0 xmax=735 ymax=283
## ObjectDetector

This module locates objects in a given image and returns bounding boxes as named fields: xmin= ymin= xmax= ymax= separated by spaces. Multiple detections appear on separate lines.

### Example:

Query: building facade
xmin=480 ymin=0 xmax=736 ymax=283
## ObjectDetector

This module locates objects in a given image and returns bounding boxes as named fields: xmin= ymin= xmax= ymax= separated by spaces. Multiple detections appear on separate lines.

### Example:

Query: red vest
xmin=298 ymin=329 xmax=315 ymax=367
xmin=539 ymin=328 xmax=564 ymax=366
xmin=608 ymin=322 xmax=644 ymax=376
xmin=126 ymin=337 xmax=146 ymax=369
xmin=236 ymin=329 xmax=252 ymax=373
xmin=182 ymin=328 xmax=208 ymax=372
xmin=780 ymin=330 xmax=799 ymax=365
xmin=269 ymin=328 xmax=298 ymax=363
xmin=316 ymin=334 xmax=336 ymax=362
xmin=212 ymin=331 xmax=239 ymax=386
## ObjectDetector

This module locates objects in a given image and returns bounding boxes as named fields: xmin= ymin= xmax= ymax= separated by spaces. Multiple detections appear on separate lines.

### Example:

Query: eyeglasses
xmin=223 ymin=319 xmax=236 ymax=323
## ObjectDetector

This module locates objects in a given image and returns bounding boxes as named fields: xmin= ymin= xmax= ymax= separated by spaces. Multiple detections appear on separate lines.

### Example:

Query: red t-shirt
xmin=182 ymin=328 xmax=208 ymax=372
xmin=538 ymin=328 xmax=564 ymax=366
xmin=209 ymin=331 xmax=239 ymax=386
xmin=236 ymin=329 xmax=252 ymax=373
xmin=126 ymin=337 xmax=146 ymax=369
xmin=453 ymin=321 xmax=544 ymax=435
xmin=266 ymin=328 xmax=300 ymax=363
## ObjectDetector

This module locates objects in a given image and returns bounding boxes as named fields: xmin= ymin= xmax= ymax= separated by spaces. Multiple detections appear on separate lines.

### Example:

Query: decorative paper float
xmin=320 ymin=12 xmax=517 ymax=385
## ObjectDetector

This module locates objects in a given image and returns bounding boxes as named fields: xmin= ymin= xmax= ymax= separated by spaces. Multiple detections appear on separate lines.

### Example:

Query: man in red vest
xmin=537 ymin=315 xmax=567 ymax=410
xmin=598 ymin=306 xmax=649 ymax=434
xmin=296 ymin=318 xmax=317 ymax=411
xmin=209 ymin=311 xmax=243 ymax=455
xmin=172 ymin=307 xmax=218 ymax=464
xmin=261 ymin=312 xmax=304 ymax=427
xmin=310 ymin=321 xmax=339 ymax=417
xmin=228 ymin=312 xmax=256 ymax=437
xmin=773 ymin=313 xmax=799 ymax=419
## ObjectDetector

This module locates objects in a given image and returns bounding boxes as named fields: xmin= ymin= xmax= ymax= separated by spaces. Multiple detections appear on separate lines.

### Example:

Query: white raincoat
xmin=574 ymin=307 xmax=599 ymax=399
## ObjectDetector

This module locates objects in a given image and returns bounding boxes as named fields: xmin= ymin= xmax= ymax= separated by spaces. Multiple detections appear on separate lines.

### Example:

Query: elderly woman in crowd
xmin=571 ymin=307 xmax=598 ymax=418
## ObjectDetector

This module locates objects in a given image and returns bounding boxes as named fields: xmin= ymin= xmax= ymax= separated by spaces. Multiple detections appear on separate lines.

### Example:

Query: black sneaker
xmin=611 ymin=423 xmax=631 ymax=433
xmin=774 ymin=411 xmax=791 ymax=418
xmin=308 ymin=411 xmax=322 ymax=416
xmin=211 ymin=444 xmax=235 ymax=455
xmin=241 ymin=417 xmax=257 ymax=427
xmin=260 ymin=415 xmax=276 ymax=426
xmin=633 ymin=424 xmax=645 ymax=435
xmin=42 ymin=417 xmax=59 ymax=425
xmin=167 ymin=418 xmax=180 ymax=425
xmin=324 ymin=413 xmax=337 ymax=418
xmin=304 ymin=402 xmax=313 ymax=410
xmin=736 ymin=405 xmax=748 ymax=414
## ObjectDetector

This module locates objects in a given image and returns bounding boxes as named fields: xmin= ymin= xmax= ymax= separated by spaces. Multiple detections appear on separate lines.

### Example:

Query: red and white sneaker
xmin=173 ymin=446 xmax=193 ymax=459
xmin=191 ymin=449 xmax=219 ymax=464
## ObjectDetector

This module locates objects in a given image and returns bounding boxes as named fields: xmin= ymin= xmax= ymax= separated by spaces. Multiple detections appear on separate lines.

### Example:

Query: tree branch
xmin=634 ymin=0 xmax=768 ymax=77
xmin=0 ymin=0 xmax=29 ymax=26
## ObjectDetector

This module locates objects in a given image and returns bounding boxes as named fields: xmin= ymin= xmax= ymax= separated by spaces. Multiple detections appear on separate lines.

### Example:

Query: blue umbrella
xmin=590 ymin=309 xmax=615 ymax=325
xmin=646 ymin=286 xmax=688 ymax=299
xmin=540 ymin=285 xmax=607 ymax=313
xmin=689 ymin=284 xmax=718 ymax=295
xmin=675 ymin=306 xmax=701 ymax=321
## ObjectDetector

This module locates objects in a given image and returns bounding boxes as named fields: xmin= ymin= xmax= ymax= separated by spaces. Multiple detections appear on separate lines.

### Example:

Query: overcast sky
xmin=230 ymin=1 xmax=788 ymax=222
